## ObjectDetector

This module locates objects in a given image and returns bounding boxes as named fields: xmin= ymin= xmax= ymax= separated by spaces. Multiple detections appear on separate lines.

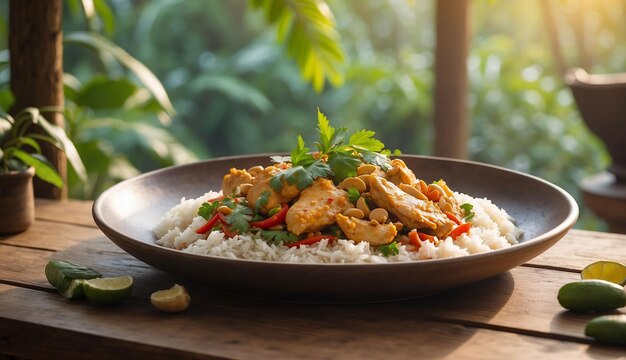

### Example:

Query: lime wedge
xmin=581 ymin=260 xmax=626 ymax=286
xmin=61 ymin=279 xmax=85 ymax=299
xmin=150 ymin=284 xmax=191 ymax=313
xmin=45 ymin=260 xmax=101 ymax=292
xmin=83 ymin=276 xmax=133 ymax=305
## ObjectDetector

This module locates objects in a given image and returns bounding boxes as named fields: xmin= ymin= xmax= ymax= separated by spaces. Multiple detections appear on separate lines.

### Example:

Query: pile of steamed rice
xmin=154 ymin=191 xmax=522 ymax=263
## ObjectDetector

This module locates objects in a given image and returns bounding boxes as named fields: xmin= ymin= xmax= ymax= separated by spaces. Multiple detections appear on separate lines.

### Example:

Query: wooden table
xmin=2 ymin=200 xmax=626 ymax=359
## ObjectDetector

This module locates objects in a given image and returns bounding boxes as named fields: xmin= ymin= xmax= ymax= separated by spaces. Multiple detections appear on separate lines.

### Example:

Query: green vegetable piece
xmin=379 ymin=242 xmax=399 ymax=257
xmin=460 ymin=203 xmax=474 ymax=221
xmin=557 ymin=280 xmax=626 ymax=312
xmin=198 ymin=201 xmax=219 ymax=220
xmin=585 ymin=315 xmax=626 ymax=345
xmin=260 ymin=230 xmax=299 ymax=245
xmin=347 ymin=187 xmax=360 ymax=205
xmin=45 ymin=260 xmax=102 ymax=293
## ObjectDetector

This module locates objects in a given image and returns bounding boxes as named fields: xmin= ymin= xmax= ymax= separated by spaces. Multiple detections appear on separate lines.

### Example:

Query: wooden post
xmin=9 ymin=0 xmax=66 ymax=199
xmin=433 ymin=0 xmax=471 ymax=159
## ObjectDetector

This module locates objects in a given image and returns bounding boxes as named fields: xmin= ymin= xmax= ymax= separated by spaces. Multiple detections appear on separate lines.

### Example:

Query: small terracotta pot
xmin=0 ymin=166 xmax=35 ymax=234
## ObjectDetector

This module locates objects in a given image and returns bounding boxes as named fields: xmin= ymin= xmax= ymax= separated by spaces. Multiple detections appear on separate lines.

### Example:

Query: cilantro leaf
xmin=291 ymin=135 xmax=316 ymax=166
xmin=349 ymin=129 xmax=385 ymax=152
xmin=225 ymin=203 xmax=253 ymax=233
xmin=327 ymin=150 xmax=360 ymax=182
xmin=260 ymin=230 xmax=298 ymax=245
xmin=255 ymin=190 xmax=271 ymax=212
xmin=359 ymin=149 xmax=391 ymax=171
xmin=271 ymin=160 xmax=333 ymax=191
xmin=347 ymin=187 xmax=360 ymax=205
xmin=198 ymin=201 xmax=219 ymax=220
xmin=378 ymin=242 xmax=399 ymax=257
xmin=315 ymin=108 xmax=346 ymax=153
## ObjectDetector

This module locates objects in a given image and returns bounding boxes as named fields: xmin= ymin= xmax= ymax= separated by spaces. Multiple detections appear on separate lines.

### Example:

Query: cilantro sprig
xmin=271 ymin=109 xmax=397 ymax=191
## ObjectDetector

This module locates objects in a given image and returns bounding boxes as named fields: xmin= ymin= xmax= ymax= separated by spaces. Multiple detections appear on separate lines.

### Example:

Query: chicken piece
xmin=369 ymin=176 xmax=454 ymax=238
xmin=335 ymin=214 xmax=397 ymax=246
xmin=246 ymin=166 xmax=300 ymax=214
xmin=222 ymin=168 xmax=254 ymax=196
xmin=385 ymin=159 xmax=417 ymax=186
xmin=286 ymin=178 xmax=352 ymax=236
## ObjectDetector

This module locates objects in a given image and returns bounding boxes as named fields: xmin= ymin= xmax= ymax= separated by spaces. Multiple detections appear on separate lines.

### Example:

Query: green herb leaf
xmin=225 ymin=204 xmax=254 ymax=233
xmin=347 ymin=187 xmax=360 ymax=205
xmin=291 ymin=135 xmax=316 ymax=166
xmin=315 ymin=108 xmax=346 ymax=153
xmin=255 ymin=190 xmax=271 ymax=212
xmin=461 ymin=203 xmax=475 ymax=221
xmin=379 ymin=242 xmax=399 ymax=257
xmin=359 ymin=149 xmax=391 ymax=171
xmin=271 ymin=160 xmax=333 ymax=191
xmin=327 ymin=150 xmax=360 ymax=182
xmin=349 ymin=129 xmax=385 ymax=152
xmin=260 ymin=230 xmax=299 ymax=245
xmin=198 ymin=201 xmax=219 ymax=220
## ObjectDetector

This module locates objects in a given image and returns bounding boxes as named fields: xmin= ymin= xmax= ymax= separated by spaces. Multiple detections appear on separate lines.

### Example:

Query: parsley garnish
xmin=225 ymin=204 xmax=253 ymax=233
xmin=198 ymin=201 xmax=219 ymax=220
xmin=271 ymin=109 xmax=394 ymax=190
xmin=255 ymin=190 xmax=271 ymax=211
xmin=260 ymin=230 xmax=299 ymax=245
xmin=378 ymin=242 xmax=399 ymax=257
xmin=460 ymin=203 xmax=474 ymax=222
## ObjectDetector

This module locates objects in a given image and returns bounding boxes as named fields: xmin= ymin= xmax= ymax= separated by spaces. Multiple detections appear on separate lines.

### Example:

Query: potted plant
xmin=0 ymin=107 xmax=86 ymax=234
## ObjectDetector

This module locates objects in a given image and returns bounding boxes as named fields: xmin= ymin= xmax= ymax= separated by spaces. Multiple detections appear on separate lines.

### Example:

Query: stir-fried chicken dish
xmin=195 ymin=158 xmax=473 ymax=251
xmin=157 ymin=110 xmax=520 ymax=262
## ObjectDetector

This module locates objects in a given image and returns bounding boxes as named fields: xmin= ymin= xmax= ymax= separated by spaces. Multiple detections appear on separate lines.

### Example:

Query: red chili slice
xmin=250 ymin=204 xmax=289 ymax=229
xmin=448 ymin=223 xmax=471 ymax=240
xmin=195 ymin=213 xmax=220 ymax=234
xmin=287 ymin=235 xmax=336 ymax=248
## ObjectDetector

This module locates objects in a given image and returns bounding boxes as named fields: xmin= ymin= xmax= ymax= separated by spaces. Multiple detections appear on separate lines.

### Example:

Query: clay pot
xmin=0 ymin=166 xmax=35 ymax=234
xmin=566 ymin=68 xmax=626 ymax=182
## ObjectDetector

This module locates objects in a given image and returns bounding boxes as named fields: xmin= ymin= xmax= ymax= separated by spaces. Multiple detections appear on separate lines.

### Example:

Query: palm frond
xmin=250 ymin=0 xmax=346 ymax=92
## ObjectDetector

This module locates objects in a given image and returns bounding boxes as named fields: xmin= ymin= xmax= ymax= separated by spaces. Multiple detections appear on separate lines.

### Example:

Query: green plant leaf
xmin=64 ymin=32 xmax=175 ymax=118
xmin=12 ymin=150 xmax=63 ymax=188
xmin=249 ymin=0 xmax=345 ymax=92
xmin=75 ymin=76 xmax=138 ymax=110
xmin=35 ymin=113 xmax=88 ymax=182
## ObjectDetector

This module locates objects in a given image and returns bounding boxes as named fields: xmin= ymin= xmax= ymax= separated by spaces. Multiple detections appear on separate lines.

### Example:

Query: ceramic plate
xmin=93 ymin=155 xmax=578 ymax=302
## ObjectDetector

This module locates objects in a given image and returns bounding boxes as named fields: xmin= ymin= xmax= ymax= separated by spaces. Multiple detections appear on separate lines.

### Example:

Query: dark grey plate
xmin=93 ymin=155 xmax=578 ymax=302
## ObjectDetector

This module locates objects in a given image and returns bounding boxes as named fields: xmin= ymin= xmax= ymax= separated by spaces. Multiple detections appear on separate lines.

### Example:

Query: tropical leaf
xmin=249 ymin=0 xmax=345 ymax=92
xmin=74 ymin=76 xmax=138 ymax=110
xmin=64 ymin=32 xmax=175 ymax=119
xmin=12 ymin=150 xmax=64 ymax=188
xmin=30 ymin=109 xmax=88 ymax=182
xmin=189 ymin=75 xmax=272 ymax=113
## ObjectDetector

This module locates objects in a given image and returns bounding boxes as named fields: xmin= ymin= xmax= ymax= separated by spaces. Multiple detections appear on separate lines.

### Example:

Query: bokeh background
xmin=1 ymin=0 xmax=625 ymax=230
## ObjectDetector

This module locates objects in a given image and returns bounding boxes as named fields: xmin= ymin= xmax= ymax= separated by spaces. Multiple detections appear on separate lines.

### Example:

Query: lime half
xmin=83 ymin=276 xmax=133 ymax=305
xmin=581 ymin=260 xmax=626 ymax=286
xmin=150 ymin=284 xmax=191 ymax=313
xmin=61 ymin=279 xmax=85 ymax=299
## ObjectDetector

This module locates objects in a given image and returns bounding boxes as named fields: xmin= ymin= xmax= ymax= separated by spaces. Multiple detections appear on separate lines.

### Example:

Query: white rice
xmin=155 ymin=191 xmax=522 ymax=263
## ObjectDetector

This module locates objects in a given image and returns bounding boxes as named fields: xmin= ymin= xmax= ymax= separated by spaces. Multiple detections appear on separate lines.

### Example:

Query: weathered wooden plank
xmin=0 ymin=220 xmax=115 ymax=252
xmin=35 ymin=199 xmax=96 ymax=227
xmin=0 ymin=241 xmax=619 ymax=342
xmin=1 ymin=284 xmax=622 ymax=360
xmin=527 ymin=229 xmax=626 ymax=270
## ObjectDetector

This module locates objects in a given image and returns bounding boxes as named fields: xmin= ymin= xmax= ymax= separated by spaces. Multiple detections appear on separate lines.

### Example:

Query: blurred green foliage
xmin=1 ymin=0 xmax=625 ymax=230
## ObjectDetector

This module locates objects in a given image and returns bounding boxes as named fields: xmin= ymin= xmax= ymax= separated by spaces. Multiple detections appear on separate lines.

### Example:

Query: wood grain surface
xmin=1 ymin=200 xmax=625 ymax=359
